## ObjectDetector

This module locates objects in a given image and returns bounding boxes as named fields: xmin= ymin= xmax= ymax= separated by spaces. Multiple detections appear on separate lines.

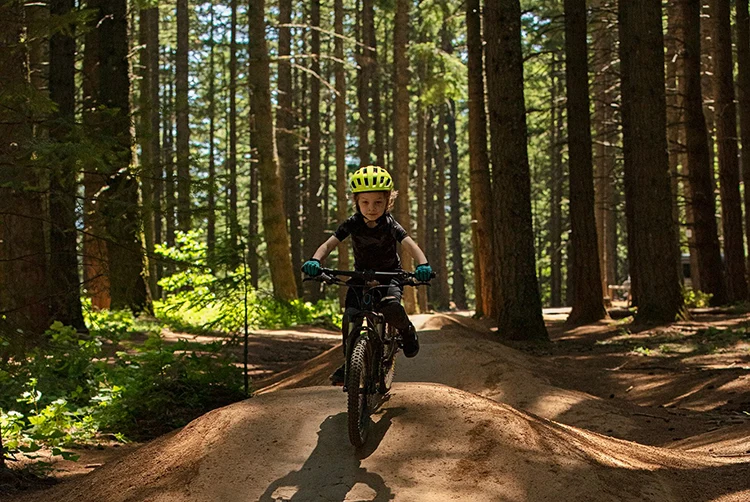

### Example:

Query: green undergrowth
xmin=1 ymin=234 xmax=342 ymax=470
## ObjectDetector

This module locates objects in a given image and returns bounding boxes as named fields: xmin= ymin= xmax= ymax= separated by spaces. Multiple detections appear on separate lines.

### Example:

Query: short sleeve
xmin=334 ymin=215 xmax=356 ymax=241
xmin=389 ymin=216 xmax=408 ymax=242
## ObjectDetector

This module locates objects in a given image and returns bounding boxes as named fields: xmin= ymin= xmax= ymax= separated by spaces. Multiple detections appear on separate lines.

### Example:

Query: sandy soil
xmin=6 ymin=310 xmax=750 ymax=501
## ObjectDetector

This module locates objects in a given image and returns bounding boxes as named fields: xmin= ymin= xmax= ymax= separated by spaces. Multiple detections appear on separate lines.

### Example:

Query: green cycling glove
xmin=302 ymin=259 xmax=322 ymax=276
xmin=415 ymin=263 xmax=432 ymax=282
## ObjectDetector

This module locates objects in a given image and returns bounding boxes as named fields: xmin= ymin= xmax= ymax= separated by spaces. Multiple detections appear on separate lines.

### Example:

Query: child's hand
xmin=302 ymin=259 xmax=322 ymax=276
xmin=415 ymin=263 xmax=432 ymax=281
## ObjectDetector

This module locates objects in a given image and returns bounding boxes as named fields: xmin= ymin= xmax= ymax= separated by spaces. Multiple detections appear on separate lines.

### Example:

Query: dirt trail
xmin=10 ymin=313 xmax=750 ymax=501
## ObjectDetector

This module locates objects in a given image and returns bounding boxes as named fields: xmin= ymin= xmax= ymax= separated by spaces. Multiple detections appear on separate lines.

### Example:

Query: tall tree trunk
xmin=679 ymin=0 xmax=725 ymax=305
xmin=701 ymin=1 xmax=716 ymax=177
xmin=368 ymin=1 xmax=385 ymax=168
xmin=139 ymin=4 xmax=160 ymax=296
xmin=99 ymin=0 xmax=150 ymax=311
xmin=666 ymin=0 xmax=683 ymax=264
xmin=435 ymin=109 xmax=450 ymax=309
xmin=466 ymin=0 xmax=494 ymax=317
xmin=249 ymin=163 xmax=259 ymax=289
xmin=712 ymin=0 xmax=748 ymax=301
xmin=206 ymin=3 xmax=217 ymax=269
xmin=592 ymin=1 xmax=618 ymax=302
xmin=0 ymin=0 xmax=50 ymax=338
xmin=447 ymin=100 xmax=467 ymax=309
xmin=176 ymin=0 xmax=191 ymax=232
xmin=163 ymin=75 xmax=176 ymax=252
xmin=736 ymin=0 xmax=750 ymax=288
xmin=248 ymin=0 xmax=298 ymax=301
xmin=550 ymin=57 xmax=564 ymax=308
xmin=304 ymin=0 xmax=324 ymax=301
xmin=149 ymin=5 xmax=162 ymax=295
xmin=439 ymin=16 xmax=466 ymax=310
xmin=564 ymin=0 xmax=607 ymax=323
xmin=619 ymin=0 xmax=683 ymax=322
xmin=484 ymin=0 xmax=548 ymax=340
xmin=277 ymin=0 xmax=301 ymax=293
xmin=334 ymin=0 xmax=348 ymax=306
xmin=228 ymin=0 xmax=240 ymax=263
xmin=393 ymin=0 xmax=416 ymax=313
xmin=82 ymin=7 xmax=110 ymax=310
xmin=425 ymin=111 xmax=437 ymax=307
xmin=358 ymin=0 xmax=372 ymax=165
xmin=415 ymin=107 xmax=428 ymax=312
xmin=49 ymin=0 xmax=85 ymax=330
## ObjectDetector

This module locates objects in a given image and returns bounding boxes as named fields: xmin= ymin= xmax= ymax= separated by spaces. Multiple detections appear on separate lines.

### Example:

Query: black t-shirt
xmin=333 ymin=213 xmax=408 ymax=271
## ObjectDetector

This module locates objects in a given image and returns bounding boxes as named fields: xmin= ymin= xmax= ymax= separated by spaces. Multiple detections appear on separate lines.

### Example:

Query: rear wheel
xmin=347 ymin=335 xmax=372 ymax=448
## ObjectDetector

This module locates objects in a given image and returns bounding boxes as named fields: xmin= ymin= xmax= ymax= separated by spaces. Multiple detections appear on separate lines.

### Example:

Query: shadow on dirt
xmin=259 ymin=408 xmax=405 ymax=502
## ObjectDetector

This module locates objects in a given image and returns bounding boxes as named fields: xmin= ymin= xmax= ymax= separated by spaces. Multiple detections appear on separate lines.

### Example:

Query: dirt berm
xmin=11 ymin=314 xmax=750 ymax=501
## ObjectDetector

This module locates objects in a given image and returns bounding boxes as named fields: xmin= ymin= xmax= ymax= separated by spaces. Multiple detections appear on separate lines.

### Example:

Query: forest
xmin=1 ymin=0 xmax=750 ymax=498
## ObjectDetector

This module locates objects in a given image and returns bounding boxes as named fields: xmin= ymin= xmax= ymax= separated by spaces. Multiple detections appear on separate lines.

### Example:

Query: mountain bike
xmin=304 ymin=268 xmax=432 ymax=448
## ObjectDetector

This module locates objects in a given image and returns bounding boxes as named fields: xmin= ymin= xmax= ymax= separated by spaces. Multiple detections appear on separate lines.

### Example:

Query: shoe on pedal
xmin=330 ymin=363 xmax=346 ymax=386
xmin=402 ymin=325 xmax=419 ymax=358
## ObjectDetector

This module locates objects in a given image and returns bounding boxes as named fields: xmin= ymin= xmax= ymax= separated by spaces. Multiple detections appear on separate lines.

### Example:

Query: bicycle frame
xmin=303 ymin=267 xmax=431 ymax=447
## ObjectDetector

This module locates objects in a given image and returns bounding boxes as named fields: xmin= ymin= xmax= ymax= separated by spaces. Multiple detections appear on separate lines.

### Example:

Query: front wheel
xmin=379 ymin=325 xmax=398 ymax=393
xmin=347 ymin=335 xmax=373 ymax=448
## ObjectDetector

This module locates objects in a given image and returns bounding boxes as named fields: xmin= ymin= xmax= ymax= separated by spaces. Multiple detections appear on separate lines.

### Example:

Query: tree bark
xmin=98 ymin=0 xmax=150 ymax=311
xmin=277 ymin=0 xmax=301 ymax=293
xmin=679 ymin=0 xmax=726 ymax=305
xmin=358 ymin=0 xmax=372 ymax=165
xmin=248 ymin=0 xmax=298 ymax=301
xmin=139 ymin=4 xmax=160 ymax=295
xmin=176 ymin=0 xmax=191 ymax=232
xmin=368 ymin=1 xmax=385 ymax=169
xmin=425 ymin=111 xmax=437 ymax=308
xmin=49 ymin=0 xmax=85 ymax=330
xmin=304 ymin=0 xmax=324 ymax=302
xmin=466 ymin=0 xmax=494 ymax=317
xmin=618 ymin=0 xmax=683 ymax=322
xmin=0 ymin=0 xmax=50 ymax=338
xmin=712 ymin=0 xmax=748 ymax=301
xmin=591 ymin=0 xmax=618 ymax=300
xmin=736 ymin=0 xmax=750 ymax=288
xmin=484 ymin=0 xmax=548 ymax=339
xmin=434 ymin=109 xmax=450 ymax=310
xmin=228 ymin=0 xmax=240 ymax=263
xmin=206 ymin=3 xmax=217 ymax=269
xmin=163 ymin=75 xmax=176 ymax=252
xmin=82 ymin=4 xmax=110 ymax=310
xmin=334 ymin=0 xmax=349 ymax=306
xmin=549 ymin=57 xmax=564 ymax=308
xmin=393 ymin=0 xmax=416 ymax=313
xmin=564 ymin=0 xmax=607 ymax=323
xmin=447 ymin=100 xmax=467 ymax=309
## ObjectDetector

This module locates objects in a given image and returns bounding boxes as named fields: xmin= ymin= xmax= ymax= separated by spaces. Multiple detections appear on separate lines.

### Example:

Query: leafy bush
xmin=682 ymin=287 xmax=713 ymax=309
xmin=95 ymin=334 xmax=245 ymax=439
xmin=154 ymin=231 xmax=342 ymax=332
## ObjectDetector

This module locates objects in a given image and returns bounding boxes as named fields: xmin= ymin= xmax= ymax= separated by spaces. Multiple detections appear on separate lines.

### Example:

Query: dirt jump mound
xmin=20 ymin=383 xmax=749 ymax=502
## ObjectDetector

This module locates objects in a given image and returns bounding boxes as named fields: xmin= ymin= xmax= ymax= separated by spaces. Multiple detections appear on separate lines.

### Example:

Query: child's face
xmin=357 ymin=192 xmax=388 ymax=222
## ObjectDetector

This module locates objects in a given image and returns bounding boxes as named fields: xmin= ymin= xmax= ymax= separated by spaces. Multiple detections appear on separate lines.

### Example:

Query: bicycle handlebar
xmin=303 ymin=267 xmax=435 ymax=287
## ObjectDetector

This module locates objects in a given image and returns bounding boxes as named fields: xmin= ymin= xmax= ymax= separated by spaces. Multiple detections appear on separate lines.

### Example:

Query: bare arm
xmin=311 ymin=235 xmax=341 ymax=262
xmin=401 ymin=236 xmax=428 ymax=266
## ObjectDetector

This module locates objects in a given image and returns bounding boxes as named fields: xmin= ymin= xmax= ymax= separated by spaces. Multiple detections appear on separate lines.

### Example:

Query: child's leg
xmin=342 ymin=279 xmax=363 ymax=354
xmin=379 ymin=280 xmax=419 ymax=357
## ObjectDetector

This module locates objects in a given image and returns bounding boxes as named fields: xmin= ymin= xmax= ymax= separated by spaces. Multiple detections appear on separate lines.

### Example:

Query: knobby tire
xmin=347 ymin=336 xmax=371 ymax=448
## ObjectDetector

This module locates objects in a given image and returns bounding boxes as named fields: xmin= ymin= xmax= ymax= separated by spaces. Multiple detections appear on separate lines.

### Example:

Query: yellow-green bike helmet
xmin=349 ymin=165 xmax=393 ymax=193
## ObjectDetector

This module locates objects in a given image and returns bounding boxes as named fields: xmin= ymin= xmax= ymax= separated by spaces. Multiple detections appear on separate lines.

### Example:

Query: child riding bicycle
xmin=302 ymin=166 xmax=432 ymax=385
